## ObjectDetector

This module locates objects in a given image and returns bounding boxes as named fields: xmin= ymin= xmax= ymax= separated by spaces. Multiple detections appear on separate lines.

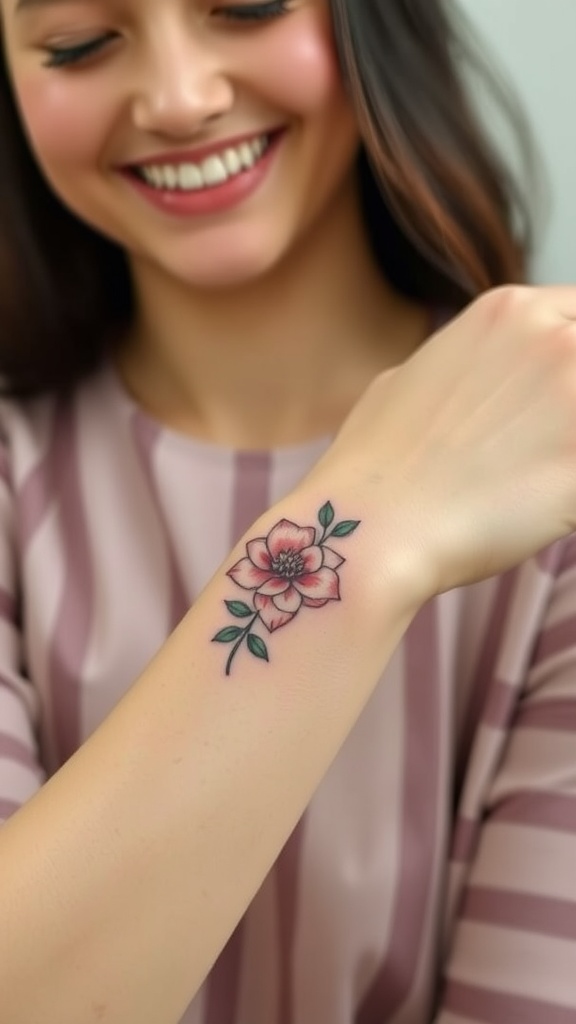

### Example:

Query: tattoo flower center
xmin=271 ymin=550 xmax=304 ymax=578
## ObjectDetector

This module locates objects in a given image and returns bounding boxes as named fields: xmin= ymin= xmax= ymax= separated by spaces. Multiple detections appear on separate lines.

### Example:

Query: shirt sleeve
xmin=0 ymin=440 xmax=45 ymax=825
xmin=437 ymin=537 xmax=576 ymax=1023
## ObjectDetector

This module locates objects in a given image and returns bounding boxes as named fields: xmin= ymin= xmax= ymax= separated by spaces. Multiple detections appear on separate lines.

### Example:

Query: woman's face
xmin=3 ymin=0 xmax=360 ymax=288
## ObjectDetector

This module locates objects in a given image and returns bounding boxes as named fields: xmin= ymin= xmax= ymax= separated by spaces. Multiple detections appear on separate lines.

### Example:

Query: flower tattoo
xmin=213 ymin=502 xmax=360 ymax=675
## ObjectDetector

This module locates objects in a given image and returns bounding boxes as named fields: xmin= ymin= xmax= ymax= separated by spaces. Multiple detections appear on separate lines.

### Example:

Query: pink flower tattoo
xmin=213 ymin=502 xmax=360 ymax=675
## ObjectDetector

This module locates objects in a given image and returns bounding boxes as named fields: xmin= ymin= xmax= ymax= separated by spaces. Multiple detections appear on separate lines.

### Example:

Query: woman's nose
xmin=131 ymin=33 xmax=235 ymax=138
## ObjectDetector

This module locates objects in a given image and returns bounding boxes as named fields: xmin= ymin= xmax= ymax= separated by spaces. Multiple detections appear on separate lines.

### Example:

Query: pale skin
xmin=1 ymin=1 xmax=576 ymax=1022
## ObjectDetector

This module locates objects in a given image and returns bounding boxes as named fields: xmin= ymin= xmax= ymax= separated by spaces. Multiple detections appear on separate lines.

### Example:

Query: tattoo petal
xmin=227 ymin=558 xmax=273 ymax=590
xmin=258 ymin=576 xmax=291 ymax=596
xmin=299 ymin=545 xmax=323 ymax=573
xmin=322 ymin=546 xmax=345 ymax=570
xmin=293 ymin=566 xmax=341 ymax=601
xmin=301 ymin=597 xmax=330 ymax=608
xmin=254 ymin=593 xmax=296 ymax=632
xmin=266 ymin=519 xmax=316 ymax=560
xmin=246 ymin=538 xmax=272 ymax=570
xmin=272 ymin=586 xmax=303 ymax=613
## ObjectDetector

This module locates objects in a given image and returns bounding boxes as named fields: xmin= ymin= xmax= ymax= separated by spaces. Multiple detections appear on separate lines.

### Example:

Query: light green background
xmin=458 ymin=0 xmax=575 ymax=282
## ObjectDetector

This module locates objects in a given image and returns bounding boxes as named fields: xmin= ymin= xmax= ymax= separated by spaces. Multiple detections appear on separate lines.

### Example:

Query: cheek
xmin=249 ymin=9 xmax=349 ymax=118
xmin=13 ymin=74 xmax=109 ymax=179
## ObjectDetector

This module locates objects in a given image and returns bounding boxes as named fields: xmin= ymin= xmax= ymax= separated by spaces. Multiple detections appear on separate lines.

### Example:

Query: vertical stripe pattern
xmin=47 ymin=398 xmax=93 ymax=766
xmin=356 ymin=601 xmax=443 ymax=1024
xmin=0 ymin=370 xmax=575 ymax=1023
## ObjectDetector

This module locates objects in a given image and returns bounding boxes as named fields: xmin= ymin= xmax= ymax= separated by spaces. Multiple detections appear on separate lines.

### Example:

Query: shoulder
xmin=0 ymin=389 xmax=57 ymax=489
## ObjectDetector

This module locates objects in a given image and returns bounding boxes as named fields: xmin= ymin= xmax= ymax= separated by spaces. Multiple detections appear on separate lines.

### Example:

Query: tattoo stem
xmin=226 ymin=612 xmax=260 ymax=677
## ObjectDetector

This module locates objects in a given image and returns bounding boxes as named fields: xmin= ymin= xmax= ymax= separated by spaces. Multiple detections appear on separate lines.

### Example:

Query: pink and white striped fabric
xmin=1 ymin=363 xmax=576 ymax=1024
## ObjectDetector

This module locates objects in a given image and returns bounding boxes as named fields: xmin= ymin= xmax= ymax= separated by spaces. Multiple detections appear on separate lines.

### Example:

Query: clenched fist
xmin=308 ymin=285 xmax=576 ymax=602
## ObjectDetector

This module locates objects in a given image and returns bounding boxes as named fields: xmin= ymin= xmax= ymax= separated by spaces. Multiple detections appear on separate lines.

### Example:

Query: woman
xmin=0 ymin=0 xmax=575 ymax=1021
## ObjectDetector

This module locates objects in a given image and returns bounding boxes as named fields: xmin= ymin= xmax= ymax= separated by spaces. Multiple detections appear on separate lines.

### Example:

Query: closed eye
xmin=41 ymin=1 xmax=291 ymax=69
xmin=42 ymin=33 xmax=117 ymax=69
xmin=216 ymin=0 xmax=291 ymax=22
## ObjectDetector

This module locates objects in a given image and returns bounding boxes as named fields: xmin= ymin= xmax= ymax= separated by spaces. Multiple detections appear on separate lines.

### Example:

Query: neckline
xmin=103 ymin=305 xmax=446 ymax=465
xmin=104 ymin=361 xmax=334 ymax=465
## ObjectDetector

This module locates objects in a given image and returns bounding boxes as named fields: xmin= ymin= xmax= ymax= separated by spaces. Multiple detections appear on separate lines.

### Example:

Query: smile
xmin=132 ymin=133 xmax=271 ymax=193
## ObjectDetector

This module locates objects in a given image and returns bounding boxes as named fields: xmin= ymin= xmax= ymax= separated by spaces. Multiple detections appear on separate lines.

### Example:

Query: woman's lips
xmin=120 ymin=129 xmax=286 ymax=218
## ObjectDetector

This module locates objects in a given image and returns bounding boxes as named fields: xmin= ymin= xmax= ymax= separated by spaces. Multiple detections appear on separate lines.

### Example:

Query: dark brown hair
xmin=0 ymin=0 xmax=537 ymax=397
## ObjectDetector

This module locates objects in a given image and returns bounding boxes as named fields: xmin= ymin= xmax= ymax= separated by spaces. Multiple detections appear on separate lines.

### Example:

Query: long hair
xmin=0 ymin=0 xmax=538 ymax=397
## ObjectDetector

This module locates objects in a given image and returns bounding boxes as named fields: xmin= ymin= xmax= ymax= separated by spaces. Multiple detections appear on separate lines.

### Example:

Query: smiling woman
xmin=2 ymin=3 xmax=576 ymax=1024
xmin=0 ymin=0 xmax=529 ymax=395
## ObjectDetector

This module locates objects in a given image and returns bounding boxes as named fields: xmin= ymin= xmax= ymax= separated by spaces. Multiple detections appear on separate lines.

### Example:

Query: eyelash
xmin=42 ymin=0 xmax=292 ymax=69
xmin=42 ymin=33 xmax=116 ymax=68
xmin=218 ymin=0 xmax=291 ymax=20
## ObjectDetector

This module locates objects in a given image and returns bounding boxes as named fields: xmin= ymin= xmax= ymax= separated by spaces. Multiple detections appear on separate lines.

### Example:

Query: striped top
xmin=1 ymin=362 xmax=576 ymax=1024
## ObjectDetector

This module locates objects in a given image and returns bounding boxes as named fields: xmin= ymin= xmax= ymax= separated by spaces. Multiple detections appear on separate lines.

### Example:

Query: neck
xmin=118 ymin=178 xmax=428 ymax=449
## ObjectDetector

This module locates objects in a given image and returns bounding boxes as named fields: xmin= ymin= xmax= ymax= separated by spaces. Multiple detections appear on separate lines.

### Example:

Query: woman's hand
xmin=308 ymin=285 xmax=576 ymax=602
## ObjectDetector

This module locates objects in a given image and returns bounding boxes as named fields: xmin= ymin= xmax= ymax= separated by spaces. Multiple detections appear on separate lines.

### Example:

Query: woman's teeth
xmin=134 ymin=134 xmax=270 ymax=192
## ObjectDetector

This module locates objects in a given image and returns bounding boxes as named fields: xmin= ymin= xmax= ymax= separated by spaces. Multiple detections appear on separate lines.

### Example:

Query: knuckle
xmin=474 ymin=284 xmax=534 ymax=324
xmin=556 ymin=318 xmax=576 ymax=347
xmin=555 ymin=320 xmax=576 ymax=370
xmin=548 ymin=319 xmax=576 ymax=362
xmin=548 ymin=322 xmax=576 ymax=402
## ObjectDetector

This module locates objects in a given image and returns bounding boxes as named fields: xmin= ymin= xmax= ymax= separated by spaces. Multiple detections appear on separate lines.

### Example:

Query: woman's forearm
xmin=0 ymin=490 xmax=418 ymax=1024
xmin=2 ymin=285 xmax=576 ymax=1022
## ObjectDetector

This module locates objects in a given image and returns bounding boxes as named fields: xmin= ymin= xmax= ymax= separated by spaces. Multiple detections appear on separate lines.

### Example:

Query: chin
xmin=149 ymin=237 xmax=288 ymax=293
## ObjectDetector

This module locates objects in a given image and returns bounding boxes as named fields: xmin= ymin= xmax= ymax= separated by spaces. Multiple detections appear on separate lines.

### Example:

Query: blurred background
xmin=457 ymin=0 xmax=575 ymax=283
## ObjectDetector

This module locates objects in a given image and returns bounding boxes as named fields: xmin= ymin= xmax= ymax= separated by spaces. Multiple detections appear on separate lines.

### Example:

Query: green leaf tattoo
xmin=247 ymin=634 xmax=269 ymax=662
xmin=318 ymin=501 xmax=335 ymax=530
xmin=213 ymin=502 xmax=361 ymax=675
xmin=212 ymin=626 xmax=245 ymax=643
xmin=225 ymin=600 xmax=254 ymax=618
xmin=331 ymin=520 xmax=361 ymax=538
